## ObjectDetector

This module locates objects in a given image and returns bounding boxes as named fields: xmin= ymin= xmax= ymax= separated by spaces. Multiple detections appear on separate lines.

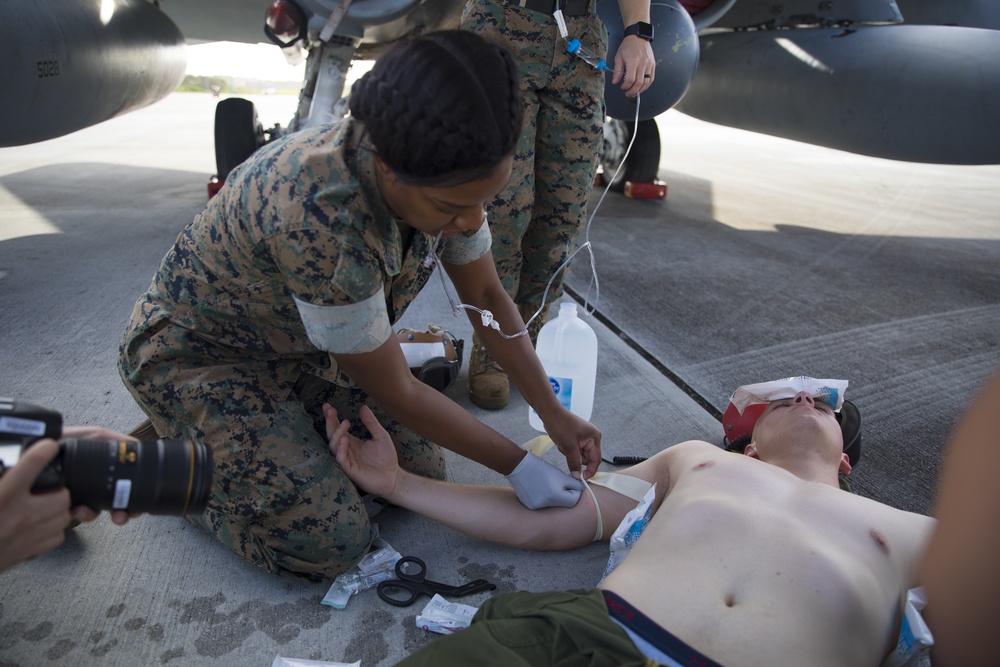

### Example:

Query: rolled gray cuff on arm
xmin=440 ymin=220 xmax=492 ymax=265
xmin=292 ymin=291 xmax=392 ymax=354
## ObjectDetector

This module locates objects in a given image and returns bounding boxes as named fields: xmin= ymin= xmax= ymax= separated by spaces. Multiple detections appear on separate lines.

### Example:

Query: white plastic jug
xmin=528 ymin=301 xmax=598 ymax=432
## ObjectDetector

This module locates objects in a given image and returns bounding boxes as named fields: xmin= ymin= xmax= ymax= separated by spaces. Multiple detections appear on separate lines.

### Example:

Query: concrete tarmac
xmin=1 ymin=92 xmax=998 ymax=666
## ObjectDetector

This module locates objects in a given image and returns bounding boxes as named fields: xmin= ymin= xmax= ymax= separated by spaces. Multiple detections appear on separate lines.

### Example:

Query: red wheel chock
xmin=207 ymin=176 xmax=223 ymax=199
xmin=624 ymin=181 xmax=667 ymax=200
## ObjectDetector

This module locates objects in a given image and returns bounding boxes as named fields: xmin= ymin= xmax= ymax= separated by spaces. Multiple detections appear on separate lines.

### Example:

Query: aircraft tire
xmin=214 ymin=98 xmax=265 ymax=183
xmin=602 ymin=119 xmax=661 ymax=193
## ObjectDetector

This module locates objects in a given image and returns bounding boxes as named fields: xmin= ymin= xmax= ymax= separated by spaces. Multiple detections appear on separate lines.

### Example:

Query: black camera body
xmin=0 ymin=398 xmax=212 ymax=515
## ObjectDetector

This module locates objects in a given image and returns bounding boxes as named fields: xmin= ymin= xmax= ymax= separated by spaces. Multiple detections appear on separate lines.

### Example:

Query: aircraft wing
xmin=0 ymin=0 xmax=463 ymax=147
xmin=677 ymin=0 xmax=1000 ymax=164
xmin=155 ymin=0 xmax=269 ymax=45
xmin=2 ymin=0 xmax=998 ymax=165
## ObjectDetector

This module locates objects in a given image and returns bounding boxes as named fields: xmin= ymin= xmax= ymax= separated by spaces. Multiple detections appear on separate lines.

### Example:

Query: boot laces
xmin=476 ymin=344 xmax=503 ymax=372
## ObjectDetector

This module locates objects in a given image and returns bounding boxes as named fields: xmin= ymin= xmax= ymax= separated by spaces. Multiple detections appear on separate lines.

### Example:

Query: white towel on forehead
xmin=729 ymin=376 xmax=849 ymax=414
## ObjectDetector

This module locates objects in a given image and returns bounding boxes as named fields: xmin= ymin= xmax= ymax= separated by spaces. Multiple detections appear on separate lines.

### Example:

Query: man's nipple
xmin=870 ymin=529 xmax=891 ymax=555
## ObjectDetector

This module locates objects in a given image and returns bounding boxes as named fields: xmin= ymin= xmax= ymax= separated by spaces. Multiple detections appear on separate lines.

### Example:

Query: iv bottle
xmin=528 ymin=301 xmax=598 ymax=432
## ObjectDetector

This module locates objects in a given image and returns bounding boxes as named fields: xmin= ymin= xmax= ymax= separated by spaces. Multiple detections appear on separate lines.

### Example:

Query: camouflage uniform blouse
xmin=121 ymin=117 xmax=490 ymax=403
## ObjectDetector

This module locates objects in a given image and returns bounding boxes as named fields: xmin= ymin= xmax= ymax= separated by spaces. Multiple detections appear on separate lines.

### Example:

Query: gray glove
xmin=505 ymin=452 xmax=585 ymax=509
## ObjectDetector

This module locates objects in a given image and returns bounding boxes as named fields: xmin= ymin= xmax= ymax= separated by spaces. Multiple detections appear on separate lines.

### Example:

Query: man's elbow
xmin=506 ymin=526 xmax=593 ymax=552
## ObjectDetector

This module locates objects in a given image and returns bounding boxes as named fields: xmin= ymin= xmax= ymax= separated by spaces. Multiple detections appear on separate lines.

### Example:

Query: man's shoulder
xmin=640 ymin=440 xmax=728 ymax=474
xmin=662 ymin=439 xmax=727 ymax=458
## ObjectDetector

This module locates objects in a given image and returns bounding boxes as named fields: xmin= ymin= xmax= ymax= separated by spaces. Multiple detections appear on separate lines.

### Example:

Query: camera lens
xmin=57 ymin=439 xmax=212 ymax=515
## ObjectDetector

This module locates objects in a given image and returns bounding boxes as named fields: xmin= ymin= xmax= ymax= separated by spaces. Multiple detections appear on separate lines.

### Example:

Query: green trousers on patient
xmin=398 ymin=589 xmax=655 ymax=667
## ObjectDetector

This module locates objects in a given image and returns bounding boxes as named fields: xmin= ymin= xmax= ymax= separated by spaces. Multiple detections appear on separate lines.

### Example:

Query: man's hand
xmin=0 ymin=439 xmax=73 ymax=572
xmin=542 ymin=410 xmax=602 ymax=480
xmin=505 ymin=452 xmax=585 ymax=509
xmin=612 ymin=34 xmax=656 ymax=98
xmin=62 ymin=425 xmax=136 ymax=441
xmin=324 ymin=403 xmax=401 ymax=499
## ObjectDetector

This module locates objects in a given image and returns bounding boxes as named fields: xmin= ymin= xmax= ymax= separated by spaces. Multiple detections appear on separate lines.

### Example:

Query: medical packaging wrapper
xmin=881 ymin=587 xmax=934 ymax=667
xmin=272 ymin=658 xmax=360 ymax=667
xmin=415 ymin=594 xmax=479 ymax=634
xmin=600 ymin=484 xmax=656 ymax=582
xmin=322 ymin=534 xmax=401 ymax=609
xmin=729 ymin=377 xmax=848 ymax=414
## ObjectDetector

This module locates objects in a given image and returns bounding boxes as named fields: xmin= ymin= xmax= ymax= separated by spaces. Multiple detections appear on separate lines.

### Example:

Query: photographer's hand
xmin=0 ymin=439 xmax=73 ymax=572
xmin=62 ymin=425 xmax=136 ymax=441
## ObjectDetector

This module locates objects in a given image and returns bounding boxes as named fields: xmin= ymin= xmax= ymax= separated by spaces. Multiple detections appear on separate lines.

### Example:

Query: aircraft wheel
xmin=214 ymin=98 xmax=265 ymax=183
xmin=600 ymin=118 xmax=661 ymax=192
xmin=600 ymin=118 xmax=630 ymax=191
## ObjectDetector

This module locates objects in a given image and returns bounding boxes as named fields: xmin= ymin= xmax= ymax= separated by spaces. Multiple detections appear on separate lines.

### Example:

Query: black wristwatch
xmin=623 ymin=21 xmax=654 ymax=43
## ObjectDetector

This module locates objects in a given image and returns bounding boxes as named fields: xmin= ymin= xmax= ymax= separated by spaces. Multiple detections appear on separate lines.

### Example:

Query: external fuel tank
xmin=0 ymin=0 xmax=187 ymax=147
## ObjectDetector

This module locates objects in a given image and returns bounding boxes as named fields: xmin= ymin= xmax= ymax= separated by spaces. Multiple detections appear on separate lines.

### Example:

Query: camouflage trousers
xmin=462 ymin=0 xmax=607 ymax=313
xmin=119 ymin=324 xmax=445 ymax=583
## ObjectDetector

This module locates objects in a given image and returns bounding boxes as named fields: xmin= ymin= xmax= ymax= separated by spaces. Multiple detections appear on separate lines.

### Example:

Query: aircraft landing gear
xmin=208 ymin=37 xmax=358 ymax=199
xmin=599 ymin=117 xmax=663 ymax=198
xmin=214 ymin=98 xmax=265 ymax=183
xmin=209 ymin=98 xmax=285 ymax=198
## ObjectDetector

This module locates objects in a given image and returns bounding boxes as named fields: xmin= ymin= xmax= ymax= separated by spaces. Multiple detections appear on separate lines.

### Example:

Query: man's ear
xmin=744 ymin=442 xmax=760 ymax=460
xmin=838 ymin=452 xmax=852 ymax=475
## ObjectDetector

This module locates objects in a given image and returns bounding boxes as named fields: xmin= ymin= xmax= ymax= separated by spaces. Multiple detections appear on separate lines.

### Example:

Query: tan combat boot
xmin=468 ymin=331 xmax=509 ymax=409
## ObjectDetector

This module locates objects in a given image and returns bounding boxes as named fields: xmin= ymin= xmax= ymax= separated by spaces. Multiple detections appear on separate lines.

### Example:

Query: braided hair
xmin=349 ymin=30 xmax=524 ymax=187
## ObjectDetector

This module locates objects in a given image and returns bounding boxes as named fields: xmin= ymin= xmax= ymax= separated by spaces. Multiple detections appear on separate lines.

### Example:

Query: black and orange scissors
xmin=376 ymin=556 xmax=495 ymax=607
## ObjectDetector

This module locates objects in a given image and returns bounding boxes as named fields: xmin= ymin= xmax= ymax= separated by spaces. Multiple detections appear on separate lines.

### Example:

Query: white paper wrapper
xmin=881 ymin=587 xmax=934 ymax=667
xmin=415 ymin=594 xmax=480 ymax=635
xmin=272 ymin=658 xmax=360 ymax=667
xmin=322 ymin=533 xmax=401 ymax=609
xmin=599 ymin=484 xmax=657 ymax=582
xmin=729 ymin=377 xmax=849 ymax=415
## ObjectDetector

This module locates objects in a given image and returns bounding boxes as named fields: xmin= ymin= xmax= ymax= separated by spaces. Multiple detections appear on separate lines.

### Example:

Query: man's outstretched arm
xmin=325 ymin=404 xmax=654 ymax=551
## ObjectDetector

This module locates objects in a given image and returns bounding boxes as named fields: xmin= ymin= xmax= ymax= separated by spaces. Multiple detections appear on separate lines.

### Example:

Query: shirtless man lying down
xmin=326 ymin=379 xmax=935 ymax=667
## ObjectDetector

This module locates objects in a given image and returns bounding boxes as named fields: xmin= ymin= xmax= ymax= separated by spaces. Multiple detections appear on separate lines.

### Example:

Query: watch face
xmin=626 ymin=22 xmax=654 ymax=41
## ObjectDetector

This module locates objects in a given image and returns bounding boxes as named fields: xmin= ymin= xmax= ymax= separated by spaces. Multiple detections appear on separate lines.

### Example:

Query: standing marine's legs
xmin=462 ymin=0 xmax=605 ymax=409
xmin=461 ymin=0 xmax=554 ymax=409
xmin=516 ymin=12 xmax=606 ymax=327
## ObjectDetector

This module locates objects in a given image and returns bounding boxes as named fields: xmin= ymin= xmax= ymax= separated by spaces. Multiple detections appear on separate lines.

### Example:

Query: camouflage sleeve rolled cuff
xmin=440 ymin=221 xmax=492 ymax=265
xmin=292 ymin=291 xmax=392 ymax=354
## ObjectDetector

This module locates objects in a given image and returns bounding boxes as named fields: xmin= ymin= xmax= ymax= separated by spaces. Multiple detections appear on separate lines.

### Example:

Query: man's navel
xmin=692 ymin=461 xmax=714 ymax=471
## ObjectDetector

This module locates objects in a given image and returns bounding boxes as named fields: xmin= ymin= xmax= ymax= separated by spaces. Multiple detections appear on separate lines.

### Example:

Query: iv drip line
xmin=424 ymin=93 xmax=644 ymax=339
